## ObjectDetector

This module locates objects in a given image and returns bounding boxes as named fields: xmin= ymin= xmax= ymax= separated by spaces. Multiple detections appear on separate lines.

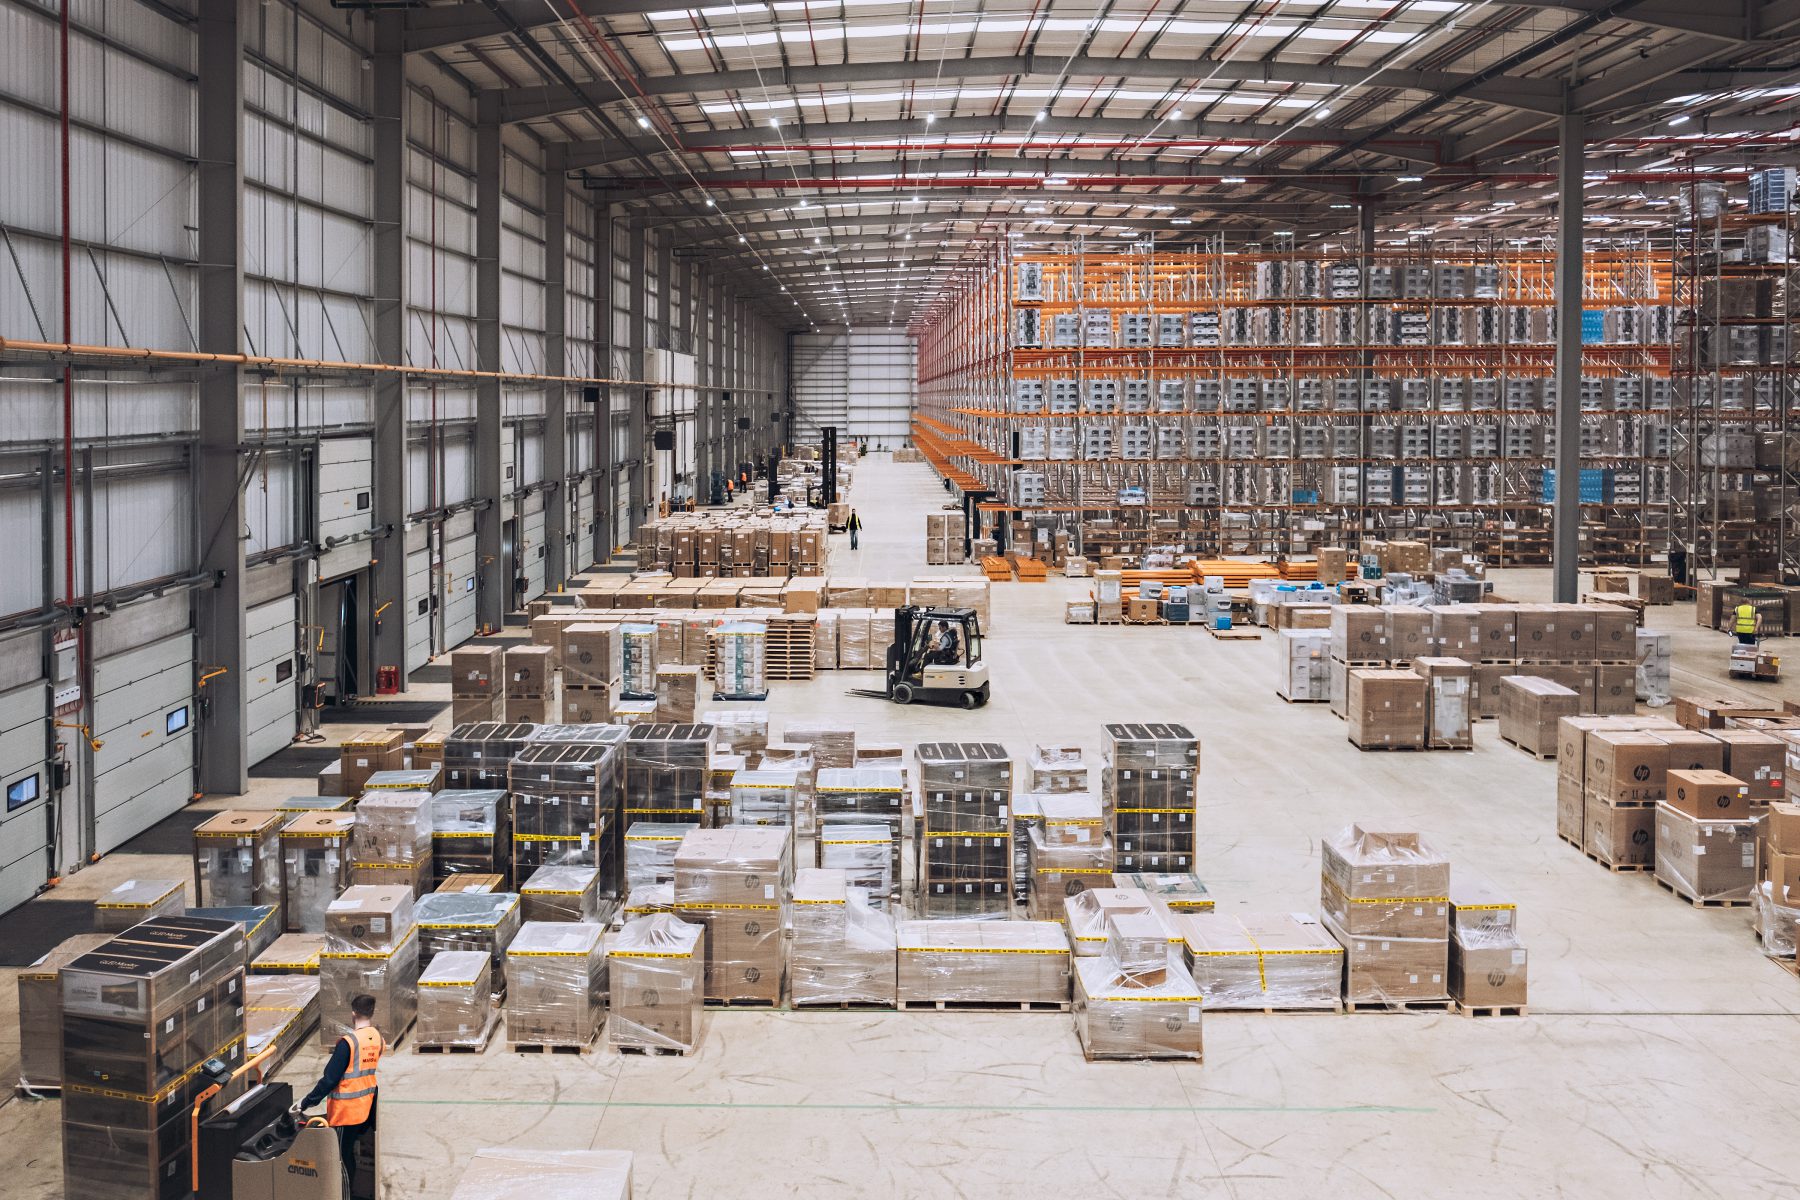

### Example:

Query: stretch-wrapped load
xmin=244 ymin=974 xmax=320 ymax=1071
xmin=520 ymin=865 xmax=601 ymax=923
xmin=412 ymin=891 xmax=522 ymax=975
xmin=673 ymin=826 xmax=792 ymax=1004
xmin=1176 ymin=911 xmax=1343 ymax=1011
xmin=701 ymin=707 xmax=769 ymax=756
xmin=790 ymin=868 xmax=898 ymax=1007
xmin=1026 ymin=825 xmax=1114 ymax=919
xmin=430 ymin=790 xmax=510 ymax=888
xmin=918 ymin=743 xmax=1014 ymax=918
xmin=505 ymin=921 xmax=608 ymax=1048
xmin=896 ymin=919 xmax=1070 ymax=1006
xmin=619 ymin=623 xmax=658 ymax=699
xmin=416 ymin=950 xmax=497 ymax=1049
xmin=655 ymin=665 xmax=703 ymax=724
xmin=1101 ymin=723 xmax=1198 ymax=871
xmin=320 ymin=886 xmax=420 ymax=1047
xmin=817 ymin=822 xmax=894 ymax=906
xmin=194 ymin=810 xmax=286 ymax=909
xmin=609 ymin=914 xmax=705 ymax=1053
xmin=281 ymin=813 xmax=356 ymax=932
xmin=444 ymin=722 xmax=537 ymax=790
xmin=510 ymin=726 xmax=628 ymax=898
xmin=730 ymin=768 xmax=801 ymax=828
xmin=16 ymin=932 xmax=112 ymax=1092
xmin=815 ymin=767 xmax=904 ymax=893
xmin=92 ymin=878 xmax=185 ymax=932
xmin=624 ymin=822 xmax=690 ymax=891
xmin=1319 ymin=826 xmax=1450 ymax=1007
xmin=352 ymin=788 xmax=434 ymax=880
xmin=1063 ymin=887 xmax=1155 ymax=958
xmin=1073 ymin=954 xmax=1205 ymax=1061
xmin=624 ymin=723 xmax=716 ymax=829
xmin=713 ymin=621 xmax=769 ymax=700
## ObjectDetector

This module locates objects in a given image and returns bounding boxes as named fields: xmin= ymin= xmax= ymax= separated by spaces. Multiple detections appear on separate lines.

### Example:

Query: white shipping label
xmin=1511 ymin=950 xmax=1527 ymax=965
xmin=371 ymin=917 xmax=388 ymax=933
xmin=1188 ymin=1006 xmax=1201 ymax=1023
xmin=764 ymin=884 xmax=774 ymax=899
xmin=998 ymin=805 xmax=1008 ymax=818
xmin=1075 ymin=830 xmax=1090 ymax=843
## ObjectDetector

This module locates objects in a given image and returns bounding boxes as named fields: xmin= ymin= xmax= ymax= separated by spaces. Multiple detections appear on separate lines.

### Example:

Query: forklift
xmin=849 ymin=606 xmax=990 ymax=708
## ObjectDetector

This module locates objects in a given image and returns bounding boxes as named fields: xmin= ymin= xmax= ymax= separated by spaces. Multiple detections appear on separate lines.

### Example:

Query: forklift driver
xmin=930 ymin=621 xmax=960 ymax=665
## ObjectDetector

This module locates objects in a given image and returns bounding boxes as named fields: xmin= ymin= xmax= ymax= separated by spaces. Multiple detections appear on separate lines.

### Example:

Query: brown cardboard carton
xmin=1450 ymin=938 xmax=1528 ymax=1008
xmin=1587 ymin=799 xmax=1655 ymax=867
xmin=1760 ymin=848 xmax=1800 ymax=896
xmin=1665 ymin=769 xmax=1750 ymax=820
xmin=1590 ymin=606 xmax=1638 ymax=663
xmin=1497 ymin=676 xmax=1579 ymax=757
xmin=1072 ymin=957 xmax=1204 ymax=1061
xmin=1592 ymin=663 xmax=1636 ymax=714
xmin=1174 ymin=911 xmax=1342 ymax=1011
xmin=1346 ymin=669 xmax=1427 ymax=750
xmin=1413 ymin=657 xmax=1473 ymax=749
xmin=1585 ymin=731 xmax=1668 ymax=807
xmin=1381 ymin=606 xmax=1432 ymax=660
xmin=1765 ymin=802 xmax=1800 ymax=853
xmin=324 ymin=885 xmax=415 ymax=953
xmin=450 ymin=645 xmax=504 ymax=697
xmin=1428 ymin=605 xmax=1481 ymax=658
xmin=1557 ymin=775 xmax=1586 ymax=847
xmin=1655 ymin=805 xmax=1757 ymax=902
xmin=895 ymin=919 xmax=1071 ymax=1005
xmin=1473 ymin=605 xmax=1517 ymax=661
xmin=504 ymin=644 xmax=555 ymax=697
xmin=1472 ymin=662 xmax=1509 ymax=720
xmin=1653 ymin=729 xmax=1726 ymax=773
xmin=1324 ymin=924 xmax=1449 ymax=1005
xmin=1321 ymin=876 xmax=1449 ymax=938
xmin=1320 ymin=826 xmax=1451 ymax=900
xmin=1448 ymin=879 xmax=1517 ymax=938
xmin=1711 ymin=729 xmax=1785 ymax=802
xmin=1512 ymin=605 xmax=1561 ymax=663
xmin=340 ymin=728 xmax=405 ymax=794
xmin=1330 ymin=606 xmax=1388 ymax=662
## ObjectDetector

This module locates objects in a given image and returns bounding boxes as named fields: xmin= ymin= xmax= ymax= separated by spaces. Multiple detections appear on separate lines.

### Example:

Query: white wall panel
xmin=318 ymin=436 xmax=373 ymax=545
xmin=0 ymin=679 xmax=50 ymax=915
xmin=244 ymin=593 xmax=298 ymax=766
xmin=92 ymin=630 xmax=194 ymax=855
xmin=522 ymin=493 xmax=546 ymax=600
xmin=403 ymin=521 xmax=432 ymax=673
xmin=792 ymin=329 xmax=914 ymax=443
xmin=442 ymin=511 xmax=477 ymax=646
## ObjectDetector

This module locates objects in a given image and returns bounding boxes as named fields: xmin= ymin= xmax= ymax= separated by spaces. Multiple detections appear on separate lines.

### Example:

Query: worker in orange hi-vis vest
xmin=299 ymin=992 xmax=384 ymax=1185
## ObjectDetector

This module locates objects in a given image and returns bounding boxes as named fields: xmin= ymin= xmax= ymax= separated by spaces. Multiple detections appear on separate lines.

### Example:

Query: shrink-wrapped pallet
xmin=16 ymin=932 xmax=112 ymax=1090
xmin=1073 ymin=954 xmax=1205 ymax=1061
xmin=244 ymin=974 xmax=320 ymax=1069
xmin=816 ymin=822 xmax=894 ymax=905
xmin=1174 ymin=910 xmax=1343 ymax=1010
xmin=416 ymin=949 xmax=497 ymax=1048
xmin=619 ymin=623 xmax=658 ymax=699
xmin=505 ymin=921 xmax=608 ymax=1048
xmin=895 ymin=919 xmax=1070 ymax=1006
xmin=712 ymin=621 xmax=769 ymax=699
xmin=730 ymin=768 xmax=801 ymax=828
xmin=813 ymin=609 xmax=840 ymax=670
xmin=624 ymin=822 xmax=689 ymax=891
xmin=655 ymin=665 xmax=703 ymax=723
xmin=672 ymin=826 xmax=791 ymax=1003
xmin=320 ymin=928 xmax=419 ymax=1048
xmin=91 ymin=878 xmax=185 ymax=932
xmin=353 ymin=789 xmax=434 ymax=864
xmin=1062 ymin=887 xmax=1155 ymax=958
xmin=1318 ymin=826 xmax=1449 ymax=1006
xmin=282 ymin=814 xmax=356 ymax=932
xmin=519 ymin=865 xmax=601 ymax=923
xmin=702 ymin=707 xmax=769 ymax=756
xmin=790 ymin=868 xmax=897 ymax=1006
xmin=413 ymin=890 xmax=522 ymax=974
xmin=1027 ymin=825 xmax=1114 ymax=919
xmin=609 ymin=914 xmax=704 ymax=1053
xmin=430 ymin=789 xmax=510 ymax=888
xmin=194 ymin=810 xmax=286 ymax=909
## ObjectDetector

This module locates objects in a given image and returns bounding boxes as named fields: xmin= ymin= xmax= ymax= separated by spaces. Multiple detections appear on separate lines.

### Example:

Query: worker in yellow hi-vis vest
xmin=1735 ymin=602 xmax=1760 ymax=646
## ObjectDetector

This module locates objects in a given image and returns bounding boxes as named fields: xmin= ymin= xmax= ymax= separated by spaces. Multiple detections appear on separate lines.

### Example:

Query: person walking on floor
xmin=299 ymin=992 xmax=384 ymax=1191
xmin=848 ymin=509 xmax=862 ymax=550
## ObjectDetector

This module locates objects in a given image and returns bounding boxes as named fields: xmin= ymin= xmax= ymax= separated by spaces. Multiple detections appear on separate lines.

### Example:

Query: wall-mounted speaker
xmin=653 ymin=429 xmax=675 ymax=450
xmin=737 ymin=417 xmax=751 ymax=430
xmin=581 ymin=386 xmax=599 ymax=404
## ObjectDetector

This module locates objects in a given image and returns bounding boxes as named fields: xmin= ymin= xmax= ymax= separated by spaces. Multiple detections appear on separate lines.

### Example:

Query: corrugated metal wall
xmin=791 ymin=329 xmax=917 ymax=445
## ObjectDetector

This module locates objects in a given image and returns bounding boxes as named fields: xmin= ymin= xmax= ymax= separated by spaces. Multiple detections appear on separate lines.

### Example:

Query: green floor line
xmin=384 ymin=1098 xmax=1432 ymax=1115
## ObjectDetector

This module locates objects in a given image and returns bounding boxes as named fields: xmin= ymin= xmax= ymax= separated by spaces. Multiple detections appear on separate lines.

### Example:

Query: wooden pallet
xmin=1458 ymin=1003 xmax=1528 ymax=1018
xmin=1123 ymin=615 xmax=1168 ymax=626
xmin=792 ymin=1000 xmax=898 ymax=1011
xmin=616 ymin=1043 xmax=692 ymax=1056
xmin=1557 ymin=830 xmax=1582 ymax=851
xmin=415 ymin=1042 xmax=488 ymax=1054
xmin=1206 ymin=625 xmax=1261 ymax=640
xmin=1499 ymin=734 xmax=1555 ymax=760
xmin=703 ymin=996 xmax=780 ymax=1008
xmin=1081 ymin=1051 xmax=1205 ymax=1064
xmin=510 ymin=1041 xmax=595 ymax=1054
xmin=1350 ymin=739 xmax=1427 ymax=752
xmin=1584 ymin=849 xmax=1652 ymax=872
xmin=1343 ymin=997 xmax=1456 ymax=1014
xmin=1210 ymin=1002 xmax=1343 ymax=1016
xmin=1014 ymin=559 xmax=1049 ymax=582
xmin=895 ymin=998 xmax=1071 ymax=1013
xmin=1653 ymin=877 xmax=1751 ymax=908
xmin=979 ymin=556 xmax=1014 ymax=581
xmin=1770 ymin=955 xmax=1799 ymax=978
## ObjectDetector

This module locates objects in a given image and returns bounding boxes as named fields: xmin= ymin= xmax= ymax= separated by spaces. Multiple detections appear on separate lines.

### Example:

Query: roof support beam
xmin=492 ymin=55 xmax=1565 ymax=123
xmin=402 ymin=1 xmax=570 ymax=54
xmin=1496 ymin=0 xmax=1759 ymax=40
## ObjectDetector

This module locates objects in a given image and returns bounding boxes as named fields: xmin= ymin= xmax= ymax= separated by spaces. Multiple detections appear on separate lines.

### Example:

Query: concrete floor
xmin=4 ymin=453 xmax=1799 ymax=1198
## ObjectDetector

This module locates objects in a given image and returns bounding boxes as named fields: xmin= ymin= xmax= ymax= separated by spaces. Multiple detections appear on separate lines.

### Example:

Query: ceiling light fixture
xmin=738 ymin=235 xmax=747 ymax=243
xmin=706 ymin=197 xmax=715 ymax=207
xmin=1668 ymin=115 xmax=1690 ymax=127
xmin=637 ymin=115 xmax=651 ymax=128
xmin=1397 ymin=175 xmax=1423 ymax=182
xmin=925 ymin=112 xmax=937 ymax=125
xmin=769 ymin=117 xmax=781 ymax=129
xmin=1034 ymin=110 xmax=1047 ymax=123
xmin=1221 ymin=176 xmax=1246 ymax=184
xmin=1170 ymin=109 xmax=1185 ymax=121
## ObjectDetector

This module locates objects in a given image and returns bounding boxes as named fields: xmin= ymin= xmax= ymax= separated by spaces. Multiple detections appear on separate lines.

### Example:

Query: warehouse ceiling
xmin=406 ymin=0 xmax=1800 ymax=329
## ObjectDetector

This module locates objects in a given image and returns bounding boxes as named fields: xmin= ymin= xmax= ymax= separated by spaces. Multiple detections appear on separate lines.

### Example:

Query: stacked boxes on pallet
xmin=560 ymin=623 xmax=621 ymax=726
xmin=243 ymin=975 xmax=320 ymax=1072
xmin=340 ymin=728 xmax=405 ymax=795
xmin=609 ymin=914 xmax=705 ymax=1053
xmin=619 ymin=624 xmax=658 ymax=699
xmin=1176 ymin=912 xmax=1343 ymax=1012
xmin=416 ymin=950 xmax=497 ymax=1049
xmin=673 ymin=826 xmax=792 ymax=1004
xmin=1026 ymin=794 xmax=1114 ymax=919
xmin=92 ymin=878 xmax=185 ymax=932
xmin=925 ymin=510 xmax=967 ymax=565
xmin=505 ymin=921 xmax=608 ymax=1049
xmin=729 ymin=768 xmax=801 ymax=829
xmin=1754 ymin=803 xmax=1800 ymax=954
xmin=519 ymin=865 xmax=602 ymax=923
xmin=624 ymin=822 xmax=690 ymax=891
xmin=16 ymin=932 xmax=113 ymax=1092
xmin=505 ymin=644 xmax=557 ymax=724
xmin=320 ymin=885 xmax=418 ymax=1047
xmin=917 ymin=743 xmax=1014 ymax=918
xmin=351 ymin=790 xmax=435 ymax=896
xmin=1497 ymin=677 xmax=1580 ymax=757
xmin=1063 ymin=886 xmax=1156 ymax=958
xmin=625 ymin=723 xmax=716 ymax=833
xmin=1447 ymin=880 xmax=1528 ymax=1011
xmin=1571 ymin=722 xmax=1678 ymax=867
xmin=509 ymin=725 xmax=628 ymax=907
xmin=412 ymin=891 xmax=522 ymax=978
xmin=1026 ymin=743 xmax=1089 ymax=793
xmin=1277 ymin=628 xmax=1331 ymax=702
xmin=816 ymin=767 xmax=905 ymax=900
xmin=1102 ymin=724 xmax=1198 ymax=873
xmin=451 ymin=646 xmax=505 ymax=724
xmin=712 ymin=621 xmax=769 ymax=700
xmin=1319 ymin=826 xmax=1451 ymax=1009
xmin=1346 ymin=669 xmax=1429 ymax=750
xmin=1073 ymin=920 xmax=1205 ymax=1061
xmin=1656 ymin=770 xmax=1756 ymax=903
xmin=59 ymin=916 xmax=246 ymax=1200
xmin=790 ymin=867 xmax=898 ymax=1007
xmin=817 ymin=823 xmax=895 ymax=906
xmin=895 ymin=920 xmax=1070 ymax=1006
xmin=443 ymin=722 xmax=535 ymax=790
xmin=193 ymin=811 xmax=286 ymax=909
xmin=430 ymin=790 xmax=512 ymax=889
xmin=1414 ymin=657 xmax=1474 ymax=749
xmin=654 ymin=665 xmax=703 ymax=724
xmin=281 ymin=813 xmax=356 ymax=932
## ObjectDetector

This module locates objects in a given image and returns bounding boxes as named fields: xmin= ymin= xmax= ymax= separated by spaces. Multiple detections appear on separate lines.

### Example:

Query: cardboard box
xmin=1448 ymin=879 xmax=1517 ymax=938
xmin=1497 ymin=676 xmax=1579 ymax=757
xmin=1557 ymin=775 xmax=1586 ymax=847
xmin=1450 ymin=938 xmax=1528 ymax=1008
xmin=1413 ymin=657 xmax=1473 ymax=749
xmin=1330 ymin=606 xmax=1389 ymax=662
xmin=1587 ymin=799 xmax=1655 ymax=867
xmin=609 ymin=913 xmax=704 ymax=1051
xmin=340 ymin=728 xmax=405 ymax=794
xmin=1073 ymin=957 xmax=1205 ymax=1061
xmin=450 ymin=645 xmax=504 ymax=697
xmin=1665 ymin=769 xmax=1750 ymax=819
xmin=1512 ymin=605 xmax=1561 ymax=663
xmin=1585 ymin=731 xmax=1668 ymax=807
xmin=1472 ymin=605 xmax=1517 ymax=661
xmin=1654 ymin=729 xmax=1727 ymax=773
xmin=1381 ymin=606 xmax=1433 ymax=660
xmin=1174 ymin=911 xmax=1342 ymax=1011
xmin=1765 ymin=802 xmax=1800 ymax=853
xmin=1346 ymin=668 xmax=1427 ymax=750
xmin=1655 ymin=805 xmax=1757 ymax=902
xmin=324 ymin=885 xmax=415 ymax=953
xmin=1590 ymin=606 xmax=1638 ymax=663
xmin=1428 ymin=605 xmax=1482 ymax=659
xmin=505 ymin=645 xmax=555 ymax=697
xmin=895 ymin=919 xmax=1071 ymax=1005
xmin=1710 ymin=729 xmax=1785 ymax=802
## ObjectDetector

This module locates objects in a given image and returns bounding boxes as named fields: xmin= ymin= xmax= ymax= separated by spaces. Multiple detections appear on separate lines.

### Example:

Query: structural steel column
xmin=596 ymin=204 xmax=615 ymax=559
xmin=628 ymin=225 xmax=649 ymax=528
xmin=543 ymin=144 xmax=569 ymax=586
xmin=474 ymin=94 xmax=505 ymax=627
xmin=1552 ymin=110 xmax=1585 ymax=603
xmin=370 ymin=15 xmax=409 ymax=679
xmin=195 ymin=0 xmax=246 ymax=794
